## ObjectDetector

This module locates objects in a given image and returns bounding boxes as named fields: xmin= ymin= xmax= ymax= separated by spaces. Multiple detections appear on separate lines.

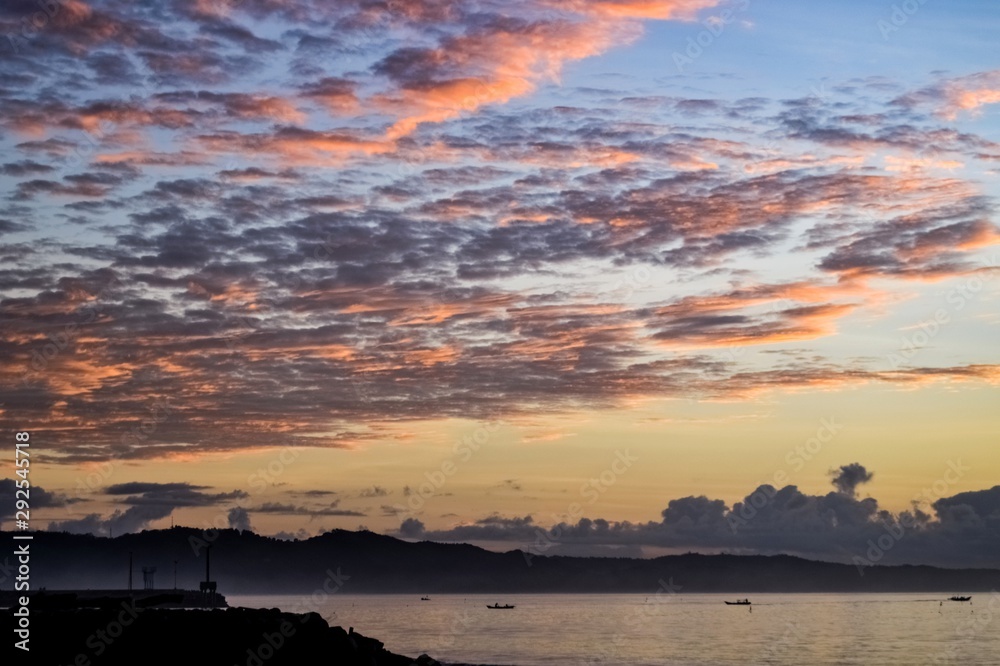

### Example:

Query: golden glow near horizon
xmin=32 ymin=376 xmax=999 ymax=545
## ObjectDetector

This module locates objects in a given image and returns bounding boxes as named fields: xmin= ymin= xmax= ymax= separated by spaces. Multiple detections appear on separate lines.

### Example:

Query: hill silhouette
xmin=3 ymin=528 xmax=997 ymax=594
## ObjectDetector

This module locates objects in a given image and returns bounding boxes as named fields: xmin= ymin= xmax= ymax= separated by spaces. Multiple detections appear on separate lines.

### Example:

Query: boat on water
xmin=724 ymin=599 xmax=751 ymax=605
xmin=948 ymin=596 xmax=972 ymax=602
xmin=420 ymin=596 xmax=430 ymax=601
xmin=487 ymin=603 xmax=516 ymax=609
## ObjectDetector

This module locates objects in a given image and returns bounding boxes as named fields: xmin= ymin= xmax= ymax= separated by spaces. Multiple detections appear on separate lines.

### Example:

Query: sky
xmin=0 ymin=0 xmax=998 ymax=568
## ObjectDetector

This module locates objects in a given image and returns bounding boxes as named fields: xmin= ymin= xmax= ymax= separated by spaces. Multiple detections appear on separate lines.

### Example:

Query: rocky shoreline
xmin=4 ymin=606 xmax=448 ymax=665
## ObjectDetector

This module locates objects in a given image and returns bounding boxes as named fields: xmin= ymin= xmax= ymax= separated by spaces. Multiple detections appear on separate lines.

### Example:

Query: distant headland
xmin=2 ymin=527 xmax=998 ymax=594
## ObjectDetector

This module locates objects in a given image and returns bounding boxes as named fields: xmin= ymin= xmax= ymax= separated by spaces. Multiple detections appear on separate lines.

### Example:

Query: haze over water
xmin=231 ymin=593 xmax=998 ymax=665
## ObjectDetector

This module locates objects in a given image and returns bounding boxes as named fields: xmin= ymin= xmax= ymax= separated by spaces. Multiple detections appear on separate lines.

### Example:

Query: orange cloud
xmin=897 ymin=70 xmax=1000 ymax=120
xmin=371 ymin=0 xmax=721 ymax=140
xmin=649 ymin=281 xmax=863 ymax=349
xmin=940 ymin=71 xmax=1000 ymax=119
xmin=94 ymin=150 xmax=212 ymax=166
xmin=884 ymin=155 xmax=964 ymax=172
xmin=197 ymin=127 xmax=392 ymax=165
xmin=548 ymin=0 xmax=719 ymax=20
xmin=717 ymin=364 xmax=1000 ymax=400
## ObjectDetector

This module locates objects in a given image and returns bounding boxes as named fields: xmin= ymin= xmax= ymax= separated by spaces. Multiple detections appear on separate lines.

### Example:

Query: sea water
xmin=228 ymin=592 xmax=999 ymax=665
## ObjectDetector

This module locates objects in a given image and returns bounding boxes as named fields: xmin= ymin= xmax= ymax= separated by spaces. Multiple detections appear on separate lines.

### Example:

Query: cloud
xmin=402 ymin=468 xmax=1000 ymax=567
xmin=0 ymin=0 xmax=997 ymax=468
xmin=251 ymin=502 xmax=365 ymax=518
xmin=272 ymin=528 xmax=313 ymax=541
xmin=399 ymin=517 xmax=426 ymax=538
xmin=299 ymin=77 xmax=359 ymax=113
xmin=830 ymin=463 xmax=874 ymax=498
xmin=0 ymin=479 xmax=77 ymax=521
xmin=48 ymin=504 xmax=174 ymax=536
xmin=44 ymin=481 xmax=249 ymax=536
xmin=477 ymin=513 xmax=534 ymax=528
xmin=661 ymin=495 xmax=728 ymax=528
xmin=1 ymin=161 xmax=55 ymax=176
xmin=228 ymin=506 xmax=252 ymax=532
xmin=105 ymin=482 xmax=248 ymax=507
xmin=47 ymin=513 xmax=107 ymax=535
xmin=105 ymin=482 xmax=206 ymax=495
xmin=933 ymin=486 xmax=1000 ymax=525
xmin=894 ymin=70 xmax=1000 ymax=119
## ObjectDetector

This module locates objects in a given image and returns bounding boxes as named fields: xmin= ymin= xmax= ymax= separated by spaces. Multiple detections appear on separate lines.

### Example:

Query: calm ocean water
xmin=229 ymin=592 xmax=999 ymax=665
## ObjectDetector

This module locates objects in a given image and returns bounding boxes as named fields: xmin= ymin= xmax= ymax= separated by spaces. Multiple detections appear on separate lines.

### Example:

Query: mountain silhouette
xmin=3 ymin=527 xmax=997 ymax=594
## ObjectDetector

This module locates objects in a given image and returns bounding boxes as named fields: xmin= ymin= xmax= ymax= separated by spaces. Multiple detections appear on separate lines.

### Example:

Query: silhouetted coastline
xmin=4 ymin=606 xmax=447 ymax=666
xmin=8 ymin=528 xmax=999 ymax=594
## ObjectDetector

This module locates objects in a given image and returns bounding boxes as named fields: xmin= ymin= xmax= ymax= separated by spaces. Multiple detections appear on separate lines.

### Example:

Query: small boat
xmin=420 ymin=596 xmax=430 ymax=601
xmin=486 ymin=603 xmax=515 ymax=609
xmin=948 ymin=596 xmax=972 ymax=602
xmin=724 ymin=599 xmax=752 ymax=605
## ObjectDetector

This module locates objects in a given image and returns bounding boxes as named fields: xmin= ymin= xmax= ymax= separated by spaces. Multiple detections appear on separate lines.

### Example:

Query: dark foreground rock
xmin=5 ymin=606 xmax=441 ymax=666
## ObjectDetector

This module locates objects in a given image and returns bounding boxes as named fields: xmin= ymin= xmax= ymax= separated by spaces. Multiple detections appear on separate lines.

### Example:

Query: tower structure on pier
xmin=199 ymin=545 xmax=218 ymax=603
